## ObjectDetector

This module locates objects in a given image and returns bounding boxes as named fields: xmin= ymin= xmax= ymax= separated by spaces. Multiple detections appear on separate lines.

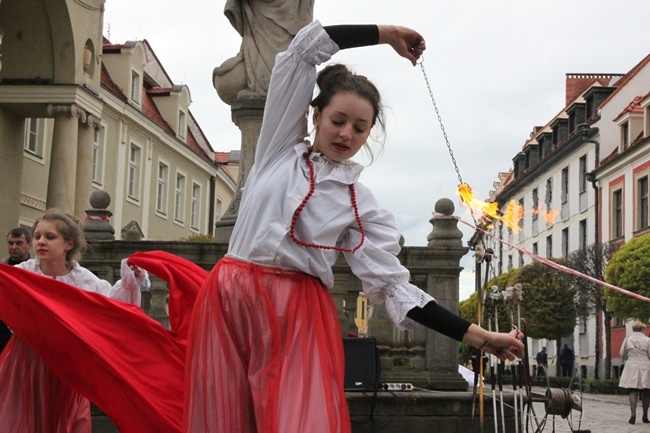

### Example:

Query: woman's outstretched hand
xmin=377 ymin=25 xmax=426 ymax=66
xmin=463 ymin=324 xmax=525 ymax=362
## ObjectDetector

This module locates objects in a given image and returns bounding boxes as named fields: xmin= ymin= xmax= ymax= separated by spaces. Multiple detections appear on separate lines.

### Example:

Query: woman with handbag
xmin=618 ymin=320 xmax=650 ymax=424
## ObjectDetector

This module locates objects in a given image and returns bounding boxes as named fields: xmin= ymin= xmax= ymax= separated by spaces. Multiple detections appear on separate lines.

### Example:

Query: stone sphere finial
xmin=89 ymin=190 xmax=111 ymax=209
xmin=84 ymin=190 xmax=114 ymax=240
xmin=434 ymin=198 xmax=455 ymax=216
xmin=427 ymin=198 xmax=463 ymax=247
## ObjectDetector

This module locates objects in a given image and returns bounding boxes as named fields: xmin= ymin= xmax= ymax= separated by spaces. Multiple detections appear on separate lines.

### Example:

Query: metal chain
xmin=418 ymin=57 xmax=465 ymax=188
xmin=418 ymin=57 xmax=486 ymax=247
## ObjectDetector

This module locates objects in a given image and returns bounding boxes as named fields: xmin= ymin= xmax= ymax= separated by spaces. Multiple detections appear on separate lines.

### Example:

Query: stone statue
xmin=213 ymin=0 xmax=315 ymax=103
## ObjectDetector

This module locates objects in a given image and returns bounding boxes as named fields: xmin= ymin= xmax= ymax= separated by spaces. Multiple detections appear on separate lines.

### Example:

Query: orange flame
xmin=456 ymin=184 xmax=558 ymax=232
xmin=539 ymin=209 xmax=559 ymax=224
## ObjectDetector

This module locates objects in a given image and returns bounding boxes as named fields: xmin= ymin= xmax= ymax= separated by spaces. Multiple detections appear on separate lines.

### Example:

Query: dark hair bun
xmin=316 ymin=64 xmax=352 ymax=93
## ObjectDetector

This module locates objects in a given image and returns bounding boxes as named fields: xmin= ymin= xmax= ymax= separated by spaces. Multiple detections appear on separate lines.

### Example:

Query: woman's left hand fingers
xmin=129 ymin=264 xmax=141 ymax=277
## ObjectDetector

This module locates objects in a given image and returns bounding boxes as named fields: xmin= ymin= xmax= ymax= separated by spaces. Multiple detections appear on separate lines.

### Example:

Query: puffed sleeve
xmin=342 ymin=186 xmax=434 ymax=330
xmin=253 ymin=20 xmax=339 ymax=174
xmin=85 ymin=259 xmax=144 ymax=306
xmin=108 ymin=259 xmax=146 ymax=305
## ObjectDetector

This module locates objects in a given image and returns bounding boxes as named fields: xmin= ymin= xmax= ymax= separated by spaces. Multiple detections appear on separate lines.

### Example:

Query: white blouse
xmin=228 ymin=21 xmax=434 ymax=329
xmin=16 ymin=258 xmax=144 ymax=306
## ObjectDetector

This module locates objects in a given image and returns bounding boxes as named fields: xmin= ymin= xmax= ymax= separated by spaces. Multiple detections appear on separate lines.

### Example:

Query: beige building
xmin=0 ymin=0 xmax=235 ymax=239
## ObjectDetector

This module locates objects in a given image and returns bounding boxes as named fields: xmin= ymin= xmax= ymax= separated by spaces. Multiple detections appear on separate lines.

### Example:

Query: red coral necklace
xmin=289 ymin=151 xmax=365 ymax=253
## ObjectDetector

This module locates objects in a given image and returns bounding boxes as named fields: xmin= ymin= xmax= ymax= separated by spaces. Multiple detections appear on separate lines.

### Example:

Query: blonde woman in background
xmin=618 ymin=320 xmax=650 ymax=424
xmin=0 ymin=208 xmax=147 ymax=432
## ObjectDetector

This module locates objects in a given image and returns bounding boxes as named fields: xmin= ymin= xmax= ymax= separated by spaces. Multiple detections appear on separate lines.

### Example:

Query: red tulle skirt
xmin=0 ymin=338 xmax=91 ymax=433
xmin=185 ymin=257 xmax=350 ymax=433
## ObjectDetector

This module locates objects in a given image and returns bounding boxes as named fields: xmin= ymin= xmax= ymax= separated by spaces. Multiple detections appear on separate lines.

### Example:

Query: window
xmin=24 ymin=118 xmax=43 ymax=157
xmin=518 ymin=252 xmax=524 ymax=268
xmin=579 ymin=155 xmax=587 ymax=193
xmin=156 ymin=162 xmax=169 ymax=214
xmin=613 ymin=189 xmax=623 ymax=238
xmin=579 ymin=219 xmax=587 ymax=252
xmin=127 ymin=144 xmax=142 ymax=200
xmin=174 ymin=173 xmax=186 ymax=223
xmin=612 ymin=316 xmax=624 ymax=328
xmin=178 ymin=110 xmax=187 ymax=139
xmin=546 ymin=234 xmax=553 ymax=258
xmin=191 ymin=183 xmax=201 ymax=230
xmin=532 ymin=242 xmax=538 ymax=256
xmin=215 ymin=198 xmax=223 ymax=221
xmin=130 ymin=69 xmax=142 ymax=104
xmin=562 ymin=228 xmax=569 ymax=258
xmin=545 ymin=177 xmax=553 ymax=209
xmin=507 ymin=255 xmax=513 ymax=272
xmin=561 ymin=167 xmax=569 ymax=203
xmin=638 ymin=176 xmax=649 ymax=230
xmin=518 ymin=197 xmax=524 ymax=232
xmin=621 ymin=121 xmax=629 ymax=149
xmin=532 ymin=188 xmax=539 ymax=220
xmin=92 ymin=126 xmax=105 ymax=184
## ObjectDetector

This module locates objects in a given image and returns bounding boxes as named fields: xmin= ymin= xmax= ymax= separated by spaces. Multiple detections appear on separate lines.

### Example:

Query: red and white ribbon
xmin=453 ymin=215 xmax=650 ymax=303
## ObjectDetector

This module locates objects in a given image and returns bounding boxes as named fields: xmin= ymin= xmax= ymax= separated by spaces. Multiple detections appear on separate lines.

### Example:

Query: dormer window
xmin=130 ymin=69 xmax=142 ymax=105
xmin=178 ymin=109 xmax=187 ymax=140
xmin=621 ymin=121 xmax=629 ymax=150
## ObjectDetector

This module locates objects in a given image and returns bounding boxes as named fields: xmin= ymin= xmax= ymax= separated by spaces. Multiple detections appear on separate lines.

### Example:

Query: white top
xmin=16 ymin=258 xmax=144 ymax=306
xmin=620 ymin=331 xmax=650 ymax=361
xmin=228 ymin=21 xmax=434 ymax=329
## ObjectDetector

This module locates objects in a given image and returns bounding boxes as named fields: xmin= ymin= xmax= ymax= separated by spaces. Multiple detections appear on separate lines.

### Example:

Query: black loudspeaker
xmin=343 ymin=337 xmax=380 ymax=392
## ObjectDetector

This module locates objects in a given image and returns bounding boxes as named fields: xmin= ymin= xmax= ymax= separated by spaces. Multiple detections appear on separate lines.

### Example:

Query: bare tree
xmin=567 ymin=242 xmax=614 ymax=380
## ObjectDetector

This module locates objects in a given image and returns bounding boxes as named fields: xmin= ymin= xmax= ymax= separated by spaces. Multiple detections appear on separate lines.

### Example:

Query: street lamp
xmin=578 ymin=122 xmax=602 ymax=380
xmin=577 ymin=123 xmax=600 ymax=243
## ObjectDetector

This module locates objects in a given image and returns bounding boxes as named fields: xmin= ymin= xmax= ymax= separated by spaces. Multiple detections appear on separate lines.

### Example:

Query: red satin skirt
xmin=185 ymin=257 xmax=350 ymax=433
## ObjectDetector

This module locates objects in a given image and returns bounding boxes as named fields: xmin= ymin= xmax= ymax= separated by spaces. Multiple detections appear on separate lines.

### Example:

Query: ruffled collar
xmin=294 ymin=142 xmax=364 ymax=185
xmin=28 ymin=259 xmax=81 ymax=280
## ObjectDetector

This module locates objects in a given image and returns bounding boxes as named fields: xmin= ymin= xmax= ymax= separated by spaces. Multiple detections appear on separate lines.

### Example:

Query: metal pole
xmin=495 ymin=298 xmax=506 ymax=433
xmin=509 ymin=304 xmax=520 ymax=433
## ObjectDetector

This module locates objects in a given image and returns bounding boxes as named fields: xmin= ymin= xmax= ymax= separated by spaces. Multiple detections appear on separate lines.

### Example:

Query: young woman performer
xmin=185 ymin=20 xmax=524 ymax=433
xmin=0 ymin=209 xmax=147 ymax=432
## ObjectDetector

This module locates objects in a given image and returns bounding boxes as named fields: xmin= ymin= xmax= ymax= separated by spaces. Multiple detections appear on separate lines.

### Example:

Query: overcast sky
xmin=103 ymin=0 xmax=650 ymax=299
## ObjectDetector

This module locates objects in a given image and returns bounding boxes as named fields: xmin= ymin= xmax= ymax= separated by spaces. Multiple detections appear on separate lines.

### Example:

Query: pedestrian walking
xmin=618 ymin=320 xmax=650 ymax=425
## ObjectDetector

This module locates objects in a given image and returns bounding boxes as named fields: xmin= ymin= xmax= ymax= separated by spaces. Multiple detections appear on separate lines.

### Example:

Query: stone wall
xmin=83 ymin=198 xmax=483 ymax=432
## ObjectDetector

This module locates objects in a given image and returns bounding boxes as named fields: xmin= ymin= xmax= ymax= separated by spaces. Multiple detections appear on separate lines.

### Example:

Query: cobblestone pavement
xmin=525 ymin=387 xmax=638 ymax=433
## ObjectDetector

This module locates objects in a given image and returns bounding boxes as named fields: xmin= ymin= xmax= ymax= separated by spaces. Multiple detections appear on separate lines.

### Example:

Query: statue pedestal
xmin=214 ymin=97 xmax=266 ymax=244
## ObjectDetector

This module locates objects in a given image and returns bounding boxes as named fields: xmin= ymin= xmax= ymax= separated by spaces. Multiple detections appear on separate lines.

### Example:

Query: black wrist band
xmin=406 ymin=301 xmax=472 ymax=342
xmin=324 ymin=25 xmax=379 ymax=50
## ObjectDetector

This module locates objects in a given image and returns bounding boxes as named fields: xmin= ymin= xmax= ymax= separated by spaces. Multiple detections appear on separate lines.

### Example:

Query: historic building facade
xmin=0 ymin=0 xmax=235 ymax=239
xmin=486 ymin=53 xmax=650 ymax=378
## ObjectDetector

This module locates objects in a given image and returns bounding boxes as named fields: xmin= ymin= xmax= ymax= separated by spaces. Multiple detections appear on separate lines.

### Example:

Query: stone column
xmin=0 ymin=110 xmax=24 ymax=230
xmin=423 ymin=198 xmax=471 ymax=390
xmin=214 ymin=97 xmax=265 ymax=243
xmin=369 ymin=198 xmax=470 ymax=390
xmin=46 ymin=104 xmax=85 ymax=211
xmin=75 ymin=114 xmax=101 ymax=219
